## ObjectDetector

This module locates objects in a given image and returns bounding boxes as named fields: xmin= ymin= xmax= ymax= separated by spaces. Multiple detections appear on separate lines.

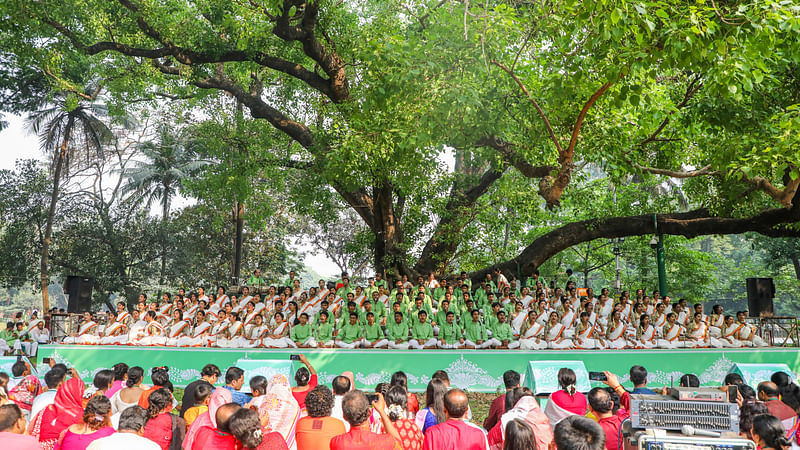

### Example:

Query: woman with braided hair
xmin=142 ymin=388 xmax=178 ymax=450
xmin=55 ymin=394 xmax=115 ymax=450
xmin=385 ymin=385 xmax=423 ymax=450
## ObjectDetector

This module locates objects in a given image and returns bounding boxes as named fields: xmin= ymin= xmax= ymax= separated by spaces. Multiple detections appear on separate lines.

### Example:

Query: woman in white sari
xmin=519 ymin=311 xmax=548 ymax=350
xmin=604 ymin=310 xmax=629 ymax=349
xmin=544 ymin=312 xmax=573 ymax=349
xmin=534 ymin=300 xmax=550 ymax=326
xmin=246 ymin=314 xmax=269 ymax=348
xmin=708 ymin=305 xmax=724 ymax=338
xmin=635 ymin=314 xmax=657 ymax=349
xmin=258 ymin=374 xmax=300 ymax=450
xmin=573 ymin=312 xmax=604 ymax=350
xmin=651 ymin=303 xmax=667 ymax=336
xmin=216 ymin=313 xmax=244 ymax=348
xmin=166 ymin=309 xmax=191 ymax=346
xmin=657 ymin=313 xmax=684 ymax=349
xmin=99 ymin=311 xmax=129 ymax=345
xmin=263 ymin=312 xmax=292 ymax=348
xmin=240 ymin=302 xmax=259 ymax=337
xmin=63 ymin=312 xmax=100 ymax=344
xmin=138 ymin=310 xmax=167 ymax=346
xmin=686 ymin=312 xmax=723 ymax=348
xmin=284 ymin=301 xmax=298 ymax=326
xmin=719 ymin=315 xmax=745 ymax=348
xmin=177 ymin=310 xmax=212 ymax=347
xmin=208 ymin=312 xmax=232 ymax=346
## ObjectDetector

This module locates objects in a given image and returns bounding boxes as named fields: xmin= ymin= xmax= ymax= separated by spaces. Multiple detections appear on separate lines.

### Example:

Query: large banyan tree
xmin=3 ymin=0 xmax=800 ymax=281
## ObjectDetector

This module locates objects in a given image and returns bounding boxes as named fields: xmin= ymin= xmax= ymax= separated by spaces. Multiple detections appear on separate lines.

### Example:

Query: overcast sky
xmin=0 ymin=113 xmax=342 ymax=278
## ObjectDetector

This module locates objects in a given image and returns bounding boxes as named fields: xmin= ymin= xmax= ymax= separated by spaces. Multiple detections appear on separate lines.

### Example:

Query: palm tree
xmin=27 ymin=89 xmax=112 ymax=312
xmin=121 ymin=126 xmax=207 ymax=286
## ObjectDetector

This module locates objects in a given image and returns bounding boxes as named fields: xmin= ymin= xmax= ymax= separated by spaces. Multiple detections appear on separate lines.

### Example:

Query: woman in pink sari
xmin=488 ymin=387 xmax=552 ymax=450
xmin=258 ymin=374 xmax=301 ymax=450
xmin=182 ymin=387 xmax=233 ymax=450
xmin=29 ymin=377 xmax=86 ymax=450
xmin=543 ymin=368 xmax=587 ymax=431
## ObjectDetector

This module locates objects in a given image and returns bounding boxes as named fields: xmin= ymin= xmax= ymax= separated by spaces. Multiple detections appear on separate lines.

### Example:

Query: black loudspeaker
xmin=65 ymin=276 xmax=93 ymax=313
xmin=746 ymin=277 xmax=775 ymax=317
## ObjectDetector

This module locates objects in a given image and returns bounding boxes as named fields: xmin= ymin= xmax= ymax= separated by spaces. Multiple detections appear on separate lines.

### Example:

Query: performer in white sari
xmin=519 ymin=312 xmax=548 ymax=350
xmin=216 ymin=313 xmax=245 ymax=348
xmin=99 ymin=311 xmax=129 ymax=345
xmin=28 ymin=319 xmax=51 ymax=346
xmin=62 ymin=312 xmax=100 ymax=344
xmin=247 ymin=314 xmax=270 ymax=348
xmin=240 ymin=302 xmax=260 ymax=337
xmin=686 ymin=312 xmax=723 ymax=348
xmin=263 ymin=312 xmax=292 ymax=348
xmin=708 ymin=305 xmax=724 ymax=338
xmin=657 ymin=313 xmax=684 ymax=349
xmin=573 ymin=312 xmax=604 ymax=350
xmin=734 ymin=311 xmax=768 ymax=347
xmin=216 ymin=286 xmax=230 ymax=308
xmin=127 ymin=310 xmax=147 ymax=345
xmin=634 ymin=315 xmax=657 ymax=349
xmin=544 ymin=312 xmax=572 ymax=349
xmin=596 ymin=296 xmax=613 ymax=328
xmin=604 ymin=311 xmax=629 ymax=349
xmin=165 ymin=310 xmax=192 ymax=346
xmin=651 ymin=303 xmax=667 ymax=337
xmin=177 ymin=311 xmax=212 ymax=347
xmin=719 ymin=315 xmax=745 ymax=348
xmin=138 ymin=311 xmax=167 ymax=346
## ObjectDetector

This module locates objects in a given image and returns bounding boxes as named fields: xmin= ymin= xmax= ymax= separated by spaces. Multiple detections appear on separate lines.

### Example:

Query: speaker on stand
xmin=64 ymin=276 xmax=94 ymax=313
xmin=746 ymin=277 xmax=775 ymax=317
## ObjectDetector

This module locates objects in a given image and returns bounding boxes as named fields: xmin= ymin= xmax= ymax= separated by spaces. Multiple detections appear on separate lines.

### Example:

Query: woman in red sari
xmin=29 ymin=377 xmax=86 ymax=450
xmin=385 ymin=386 xmax=423 ymax=450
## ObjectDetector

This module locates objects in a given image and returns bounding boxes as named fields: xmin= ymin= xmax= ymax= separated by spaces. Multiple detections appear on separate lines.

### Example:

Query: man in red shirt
xmin=587 ymin=388 xmax=625 ymax=450
xmin=329 ymin=391 xmax=402 ymax=450
xmin=296 ymin=386 xmax=346 ymax=450
xmin=191 ymin=403 xmax=240 ymax=449
xmin=483 ymin=370 xmax=520 ymax=430
xmin=423 ymin=389 xmax=489 ymax=450
xmin=758 ymin=382 xmax=797 ymax=421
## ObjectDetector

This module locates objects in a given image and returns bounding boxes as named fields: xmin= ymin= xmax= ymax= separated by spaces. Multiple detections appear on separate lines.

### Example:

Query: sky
xmin=0 ymin=113 xmax=343 ymax=278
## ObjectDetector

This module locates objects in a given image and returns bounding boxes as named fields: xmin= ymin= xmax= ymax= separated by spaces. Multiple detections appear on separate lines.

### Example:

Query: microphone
xmin=681 ymin=425 xmax=721 ymax=438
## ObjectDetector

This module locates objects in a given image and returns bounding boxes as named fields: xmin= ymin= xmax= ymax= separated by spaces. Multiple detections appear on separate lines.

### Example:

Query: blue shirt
xmin=223 ymin=385 xmax=251 ymax=406
xmin=632 ymin=387 xmax=657 ymax=395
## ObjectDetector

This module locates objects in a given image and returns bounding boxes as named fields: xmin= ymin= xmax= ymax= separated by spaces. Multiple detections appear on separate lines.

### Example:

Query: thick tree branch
xmin=634 ymin=163 xmax=719 ymax=178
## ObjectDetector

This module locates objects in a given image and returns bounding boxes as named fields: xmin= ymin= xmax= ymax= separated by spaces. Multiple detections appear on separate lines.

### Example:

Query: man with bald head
xmin=190 ymin=402 xmax=241 ymax=449
xmin=758 ymin=381 xmax=796 ymax=422
xmin=423 ymin=389 xmax=488 ymax=450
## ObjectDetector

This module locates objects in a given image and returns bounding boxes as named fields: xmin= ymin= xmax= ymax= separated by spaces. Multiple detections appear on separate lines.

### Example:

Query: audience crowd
xmin=0 ymin=269 xmax=770 ymax=355
xmin=0 ymin=353 xmax=798 ymax=450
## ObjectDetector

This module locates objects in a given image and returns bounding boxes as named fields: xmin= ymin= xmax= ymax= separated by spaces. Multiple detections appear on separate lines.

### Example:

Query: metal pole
xmin=654 ymin=214 xmax=667 ymax=297
xmin=613 ymin=187 xmax=621 ymax=292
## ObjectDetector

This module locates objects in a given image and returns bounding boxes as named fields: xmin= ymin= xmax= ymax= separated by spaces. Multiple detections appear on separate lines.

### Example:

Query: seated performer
xmin=708 ymin=305 xmax=724 ymax=338
xmin=604 ymin=310 xmax=629 ymax=349
xmin=719 ymin=315 xmax=745 ymax=348
xmin=263 ymin=312 xmax=292 ymax=348
xmin=335 ymin=312 xmax=363 ymax=349
xmin=166 ymin=309 xmax=191 ymax=346
xmin=686 ymin=312 xmax=722 ymax=348
xmin=464 ymin=310 xmax=491 ymax=349
xmin=519 ymin=311 xmax=547 ymax=350
xmin=62 ymin=312 xmax=100 ymax=345
xmin=291 ymin=313 xmax=317 ymax=348
xmin=361 ymin=312 xmax=388 ymax=348
xmin=486 ymin=311 xmax=519 ymax=349
xmin=574 ymin=312 xmax=604 ymax=350
xmin=314 ymin=311 xmax=335 ymax=348
xmin=28 ymin=318 xmax=51 ymax=346
xmin=735 ymin=311 xmax=768 ymax=347
xmin=410 ymin=311 xmax=437 ymax=349
xmin=437 ymin=311 xmax=464 ymax=349
xmin=99 ymin=311 xmax=129 ymax=345
xmin=387 ymin=312 xmax=411 ymax=350
xmin=544 ymin=311 xmax=573 ymax=349
xmin=634 ymin=314 xmax=657 ymax=349
xmin=138 ymin=310 xmax=167 ymax=346
xmin=216 ymin=312 xmax=244 ymax=348
xmin=657 ymin=312 xmax=683 ymax=349
xmin=177 ymin=310 xmax=212 ymax=347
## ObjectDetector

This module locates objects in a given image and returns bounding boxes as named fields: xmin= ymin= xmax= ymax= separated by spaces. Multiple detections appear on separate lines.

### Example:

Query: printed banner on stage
xmin=36 ymin=346 xmax=800 ymax=392
xmin=728 ymin=363 xmax=795 ymax=389
xmin=526 ymin=360 xmax=590 ymax=394
xmin=235 ymin=359 xmax=294 ymax=392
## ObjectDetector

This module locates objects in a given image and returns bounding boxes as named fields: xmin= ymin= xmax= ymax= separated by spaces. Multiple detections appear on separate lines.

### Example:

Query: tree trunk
xmin=158 ymin=181 xmax=170 ymax=290
xmin=232 ymin=201 xmax=245 ymax=283
xmin=41 ymin=115 xmax=74 ymax=312
xmin=792 ymin=257 xmax=800 ymax=280
xmin=372 ymin=183 xmax=407 ymax=279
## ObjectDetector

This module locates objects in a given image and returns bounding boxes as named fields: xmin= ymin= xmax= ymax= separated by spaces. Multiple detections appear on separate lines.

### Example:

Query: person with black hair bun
xmin=544 ymin=368 xmax=587 ymax=426
xmin=290 ymin=354 xmax=318 ymax=410
xmin=751 ymin=414 xmax=791 ymax=450
xmin=142 ymin=388 xmax=181 ymax=450
xmin=771 ymin=372 xmax=800 ymax=412
xmin=229 ymin=407 xmax=288 ymax=450
xmin=111 ymin=366 xmax=144 ymax=415
xmin=105 ymin=363 xmax=128 ymax=399
xmin=739 ymin=402 xmax=769 ymax=441
xmin=138 ymin=367 xmax=172 ymax=411
xmin=58 ymin=394 xmax=115 ymax=448
xmin=391 ymin=371 xmax=419 ymax=414
xmin=385 ymin=385 xmax=423 ymax=450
